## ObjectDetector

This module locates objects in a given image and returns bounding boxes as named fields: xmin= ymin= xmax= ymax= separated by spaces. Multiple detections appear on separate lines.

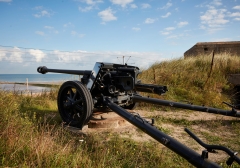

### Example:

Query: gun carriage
xmin=37 ymin=62 xmax=240 ymax=167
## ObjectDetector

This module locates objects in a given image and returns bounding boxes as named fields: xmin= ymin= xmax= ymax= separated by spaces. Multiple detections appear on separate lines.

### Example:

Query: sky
xmin=0 ymin=0 xmax=240 ymax=74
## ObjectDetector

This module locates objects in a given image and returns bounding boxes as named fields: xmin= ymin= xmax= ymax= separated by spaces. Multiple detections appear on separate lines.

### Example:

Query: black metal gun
xmin=37 ymin=62 xmax=240 ymax=167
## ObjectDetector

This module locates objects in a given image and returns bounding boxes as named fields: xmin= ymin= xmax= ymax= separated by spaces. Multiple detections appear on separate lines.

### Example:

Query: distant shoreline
xmin=0 ymin=74 xmax=78 ymax=84
xmin=0 ymin=82 xmax=59 ymax=93
xmin=0 ymin=81 xmax=62 ymax=86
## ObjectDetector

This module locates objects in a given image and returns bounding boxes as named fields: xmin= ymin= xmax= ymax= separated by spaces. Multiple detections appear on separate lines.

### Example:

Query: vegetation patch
xmin=138 ymin=54 xmax=240 ymax=109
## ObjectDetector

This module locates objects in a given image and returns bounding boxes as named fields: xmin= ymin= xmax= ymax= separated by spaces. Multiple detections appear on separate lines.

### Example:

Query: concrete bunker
xmin=184 ymin=41 xmax=240 ymax=57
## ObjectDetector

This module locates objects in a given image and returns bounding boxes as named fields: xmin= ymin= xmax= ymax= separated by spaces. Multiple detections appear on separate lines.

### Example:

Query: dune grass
xmin=138 ymin=54 xmax=240 ymax=109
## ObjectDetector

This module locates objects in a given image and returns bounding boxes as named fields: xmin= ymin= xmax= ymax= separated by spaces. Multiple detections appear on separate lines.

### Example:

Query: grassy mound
xmin=138 ymin=54 xmax=240 ymax=109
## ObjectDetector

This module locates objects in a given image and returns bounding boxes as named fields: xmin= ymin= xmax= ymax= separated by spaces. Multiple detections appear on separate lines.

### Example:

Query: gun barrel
xmin=37 ymin=66 xmax=92 ymax=75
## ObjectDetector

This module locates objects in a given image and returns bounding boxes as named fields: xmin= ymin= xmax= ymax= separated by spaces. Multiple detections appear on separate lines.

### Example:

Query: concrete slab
xmin=228 ymin=74 xmax=240 ymax=85
xmin=88 ymin=112 xmax=131 ymax=128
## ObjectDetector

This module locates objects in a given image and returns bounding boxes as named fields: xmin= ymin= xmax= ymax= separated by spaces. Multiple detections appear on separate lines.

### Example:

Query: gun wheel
xmin=57 ymin=81 xmax=93 ymax=129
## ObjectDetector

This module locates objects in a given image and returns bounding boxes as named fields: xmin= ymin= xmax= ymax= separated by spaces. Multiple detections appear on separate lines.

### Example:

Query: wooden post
xmin=26 ymin=78 xmax=29 ymax=93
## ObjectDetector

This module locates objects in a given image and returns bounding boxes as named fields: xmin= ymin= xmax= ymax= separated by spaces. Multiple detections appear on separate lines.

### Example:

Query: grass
xmin=138 ymin=53 xmax=240 ymax=109
xmin=0 ymin=90 xmax=196 ymax=167
xmin=1 ymin=54 xmax=240 ymax=167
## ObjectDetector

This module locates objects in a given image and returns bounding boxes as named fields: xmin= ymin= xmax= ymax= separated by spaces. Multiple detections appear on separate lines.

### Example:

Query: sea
xmin=0 ymin=74 xmax=80 ymax=83
xmin=0 ymin=74 xmax=80 ymax=92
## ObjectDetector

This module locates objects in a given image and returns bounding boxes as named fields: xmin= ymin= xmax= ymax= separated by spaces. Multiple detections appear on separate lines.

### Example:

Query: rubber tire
xmin=57 ymin=81 xmax=93 ymax=129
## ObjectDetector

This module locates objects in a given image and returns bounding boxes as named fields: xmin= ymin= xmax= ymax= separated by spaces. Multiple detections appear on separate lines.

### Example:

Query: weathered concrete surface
xmin=228 ymin=74 xmax=240 ymax=85
xmin=88 ymin=112 xmax=131 ymax=128
xmin=184 ymin=41 xmax=240 ymax=57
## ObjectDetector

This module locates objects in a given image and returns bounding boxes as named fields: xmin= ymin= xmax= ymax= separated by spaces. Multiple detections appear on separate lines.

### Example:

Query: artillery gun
xmin=37 ymin=62 xmax=240 ymax=167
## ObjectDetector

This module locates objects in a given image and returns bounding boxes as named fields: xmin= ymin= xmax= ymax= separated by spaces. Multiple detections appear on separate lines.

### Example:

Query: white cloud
xmin=141 ymin=3 xmax=151 ymax=9
xmin=233 ymin=6 xmax=240 ymax=10
xmin=54 ymin=50 xmax=83 ymax=63
xmin=130 ymin=4 xmax=137 ymax=8
xmin=43 ymin=26 xmax=59 ymax=34
xmin=160 ymin=2 xmax=172 ymax=10
xmin=35 ymin=31 xmax=45 ymax=36
xmin=44 ymin=26 xmax=54 ymax=29
xmin=0 ymin=46 xmax=166 ymax=70
xmin=200 ymin=8 xmax=228 ymax=33
xmin=165 ymin=27 xmax=175 ymax=31
xmin=229 ymin=12 xmax=240 ymax=17
xmin=79 ymin=6 xmax=93 ymax=12
xmin=71 ymin=31 xmax=85 ymax=38
xmin=78 ymin=0 xmax=103 ymax=12
xmin=0 ymin=50 xmax=6 ymax=61
xmin=196 ymin=1 xmax=221 ymax=8
xmin=83 ymin=0 xmax=103 ymax=5
xmin=166 ymin=34 xmax=184 ymax=39
xmin=211 ymin=0 xmax=222 ymax=6
xmin=5 ymin=47 xmax=23 ymax=63
xmin=64 ymin=22 xmax=74 ymax=27
xmin=0 ymin=0 xmax=12 ymax=2
xmin=98 ymin=8 xmax=117 ymax=22
xmin=197 ymin=0 xmax=238 ymax=33
xmin=28 ymin=49 xmax=46 ymax=62
xmin=52 ymin=50 xmax=106 ymax=65
xmin=132 ymin=27 xmax=141 ymax=31
xmin=144 ymin=18 xmax=156 ymax=24
xmin=112 ymin=51 xmax=165 ymax=68
xmin=110 ymin=0 xmax=133 ymax=7
xmin=160 ymin=27 xmax=175 ymax=36
xmin=52 ymin=50 xmax=164 ymax=69
xmin=234 ymin=18 xmax=240 ymax=21
xmin=34 ymin=10 xmax=51 ymax=18
xmin=178 ymin=21 xmax=188 ymax=27
xmin=41 ymin=10 xmax=49 ymax=16
xmin=161 ymin=12 xmax=171 ymax=18
xmin=33 ymin=6 xmax=53 ymax=18
xmin=161 ymin=31 xmax=171 ymax=35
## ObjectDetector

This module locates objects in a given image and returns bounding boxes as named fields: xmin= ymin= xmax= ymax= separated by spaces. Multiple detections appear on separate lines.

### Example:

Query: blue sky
xmin=0 ymin=0 xmax=240 ymax=74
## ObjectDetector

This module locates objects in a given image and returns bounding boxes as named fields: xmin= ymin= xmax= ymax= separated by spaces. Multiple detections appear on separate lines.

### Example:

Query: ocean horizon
xmin=0 ymin=74 xmax=81 ymax=83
